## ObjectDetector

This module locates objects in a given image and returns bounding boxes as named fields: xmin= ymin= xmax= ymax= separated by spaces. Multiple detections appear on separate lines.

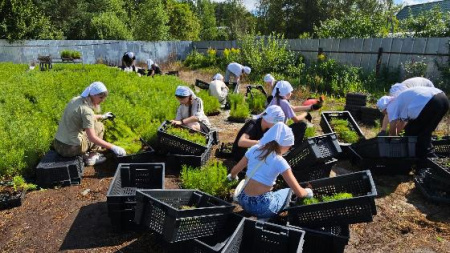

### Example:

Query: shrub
xmin=103 ymin=119 xmax=142 ymax=154
xmin=221 ymin=48 xmax=241 ymax=69
xmin=402 ymin=57 xmax=428 ymax=79
xmin=246 ymin=89 xmax=266 ymax=114
xmin=228 ymin=93 xmax=250 ymax=121
xmin=196 ymin=90 xmax=221 ymax=116
xmin=183 ymin=49 xmax=207 ymax=69
xmin=60 ymin=50 xmax=81 ymax=59
xmin=180 ymin=160 xmax=237 ymax=198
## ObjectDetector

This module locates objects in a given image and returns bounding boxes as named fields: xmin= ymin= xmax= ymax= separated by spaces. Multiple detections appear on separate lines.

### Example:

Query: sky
xmin=212 ymin=0 xmax=441 ymax=13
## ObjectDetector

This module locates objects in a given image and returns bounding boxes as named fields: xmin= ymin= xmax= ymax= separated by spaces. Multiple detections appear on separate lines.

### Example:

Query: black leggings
xmin=404 ymin=92 xmax=449 ymax=158
xmin=289 ymin=121 xmax=307 ymax=147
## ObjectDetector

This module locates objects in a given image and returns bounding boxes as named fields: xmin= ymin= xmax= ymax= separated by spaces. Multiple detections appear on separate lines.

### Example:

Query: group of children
xmin=53 ymin=60 xmax=448 ymax=220
xmin=121 ymin=52 xmax=161 ymax=77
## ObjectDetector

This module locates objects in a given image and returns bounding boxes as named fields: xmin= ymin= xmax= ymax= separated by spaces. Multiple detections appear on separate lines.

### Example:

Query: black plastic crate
xmin=359 ymin=106 xmax=383 ymax=126
xmin=166 ymin=145 xmax=213 ymax=170
xmin=157 ymin=121 xmax=212 ymax=156
xmin=426 ymin=158 xmax=450 ymax=181
xmin=284 ymin=133 xmax=342 ymax=169
xmin=195 ymin=79 xmax=210 ymax=90
xmin=289 ymin=225 xmax=350 ymax=253
xmin=320 ymin=111 xmax=366 ymax=147
xmin=119 ymin=163 xmax=165 ymax=188
xmin=345 ymin=93 xmax=367 ymax=107
xmin=114 ymin=145 xmax=156 ymax=164
xmin=166 ymin=70 xmax=179 ymax=76
xmin=285 ymin=170 xmax=377 ymax=227
xmin=343 ymin=105 xmax=362 ymax=121
xmin=351 ymin=136 xmax=417 ymax=158
xmin=36 ymin=150 xmax=84 ymax=187
xmin=414 ymin=172 xmax=450 ymax=204
xmin=358 ymin=157 xmax=416 ymax=175
xmin=0 ymin=189 xmax=26 ymax=211
xmin=432 ymin=137 xmax=450 ymax=157
xmin=215 ymin=142 xmax=233 ymax=159
xmin=291 ymin=158 xmax=337 ymax=183
xmin=418 ymin=168 xmax=450 ymax=192
xmin=244 ymin=85 xmax=267 ymax=97
xmin=134 ymin=189 xmax=234 ymax=242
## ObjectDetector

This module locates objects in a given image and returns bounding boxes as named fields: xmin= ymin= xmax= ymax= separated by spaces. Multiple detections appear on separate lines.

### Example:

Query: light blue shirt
xmin=245 ymin=145 xmax=290 ymax=186
xmin=268 ymin=98 xmax=295 ymax=123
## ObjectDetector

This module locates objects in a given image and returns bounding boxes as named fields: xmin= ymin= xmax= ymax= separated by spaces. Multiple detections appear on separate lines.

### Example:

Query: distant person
xmin=53 ymin=82 xmax=126 ymax=165
xmin=171 ymin=86 xmax=211 ymax=133
xmin=232 ymin=105 xmax=285 ymax=161
xmin=224 ymin=62 xmax=251 ymax=83
xmin=208 ymin=73 xmax=229 ymax=107
xmin=121 ymin=52 xmax=136 ymax=71
xmin=146 ymin=59 xmax=162 ymax=77
xmin=264 ymin=74 xmax=276 ymax=105
xmin=377 ymin=86 xmax=449 ymax=158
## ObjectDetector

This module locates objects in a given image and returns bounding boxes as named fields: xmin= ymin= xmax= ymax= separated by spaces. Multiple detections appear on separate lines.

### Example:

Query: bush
xmin=228 ymin=93 xmax=250 ymax=121
xmin=60 ymin=50 xmax=81 ymax=59
xmin=246 ymin=89 xmax=266 ymax=114
xmin=183 ymin=49 xmax=207 ymax=69
xmin=402 ymin=57 xmax=428 ymax=79
xmin=196 ymin=90 xmax=221 ymax=115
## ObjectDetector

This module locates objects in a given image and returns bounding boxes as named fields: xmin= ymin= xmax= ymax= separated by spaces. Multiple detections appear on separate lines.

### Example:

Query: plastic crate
xmin=351 ymin=136 xmax=417 ymax=158
xmin=285 ymin=170 xmax=377 ymax=227
xmin=432 ymin=137 xmax=450 ymax=157
xmin=36 ymin=150 xmax=84 ymax=187
xmin=284 ymin=133 xmax=342 ymax=169
xmin=114 ymin=146 xmax=155 ymax=164
xmin=359 ymin=106 xmax=383 ymax=126
xmin=134 ymin=189 xmax=234 ymax=242
xmin=418 ymin=168 xmax=450 ymax=192
xmin=106 ymin=163 xmax=165 ymax=230
xmin=215 ymin=142 xmax=233 ymax=159
xmin=166 ymin=70 xmax=179 ymax=76
xmin=166 ymin=144 xmax=213 ymax=170
xmin=291 ymin=158 xmax=337 ymax=182
xmin=343 ymin=105 xmax=362 ymax=120
xmin=345 ymin=93 xmax=367 ymax=107
xmin=195 ymin=79 xmax=210 ymax=90
xmin=320 ymin=111 xmax=366 ymax=146
xmin=0 ymin=189 xmax=26 ymax=211
xmin=414 ymin=172 xmax=450 ymax=204
xmin=289 ymin=225 xmax=350 ymax=253
xmin=426 ymin=158 xmax=450 ymax=181
xmin=157 ymin=120 xmax=212 ymax=156
xmin=244 ymin=85 xmax=267 ymax=97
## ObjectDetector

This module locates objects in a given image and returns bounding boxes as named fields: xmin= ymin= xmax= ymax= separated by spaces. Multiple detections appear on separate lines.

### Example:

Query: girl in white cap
xmin=121 ymin=52 xmax=136 ymax=71
xmin=269 ymin=80 xmax=321 ymax=146
xmin=264 ymin=74 xmax=276 ymax=105
xmin=232 ymin=105 xmax=285 ymax=161
xmin=171 ymin=86 xmax=212 ymax=133
xmin=208 ymin=73 xmax=229 ymax=106
xmin=228 ymin=122 xmax=313 ymax=219
xmin=224 ymin=62 xmax=251 ymax=83
xmin=53 ymin=81 xmax=127 ymax=165
xmin=377 ymin=86 xmax=448 ymax=158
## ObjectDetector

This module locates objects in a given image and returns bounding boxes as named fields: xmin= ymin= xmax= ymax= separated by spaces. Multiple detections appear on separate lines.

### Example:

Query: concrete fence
xmin=0 ymin=40 xmax=192 ymax=66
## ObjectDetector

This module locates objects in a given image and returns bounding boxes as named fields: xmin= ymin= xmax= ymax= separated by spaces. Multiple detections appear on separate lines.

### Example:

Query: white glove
xmin=304 ymin=188 xmax=314 ymax=198
xmin=102 ymin=112 xmax=114 ymax=120
xmin=111 ymin=145 xmax=127 ymax=156
xmin=227 ymin=173 xmax=239 ymax=182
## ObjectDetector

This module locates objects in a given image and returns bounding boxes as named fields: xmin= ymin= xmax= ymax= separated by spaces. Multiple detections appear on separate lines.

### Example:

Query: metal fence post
xmin=376 ymin=47 xmax=383 ymax=76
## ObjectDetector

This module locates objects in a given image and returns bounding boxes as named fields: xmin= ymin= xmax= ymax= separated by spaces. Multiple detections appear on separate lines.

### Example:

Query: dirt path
xmin=0 ymin=71 xmax=449 ymax=252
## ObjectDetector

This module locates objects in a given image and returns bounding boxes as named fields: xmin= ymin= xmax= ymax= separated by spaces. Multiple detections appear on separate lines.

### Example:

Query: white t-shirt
xmin=245 ymin=145 xmax=290 ymax=186
xmin=227 ymin=62 xmax=244 ymax=77
xmin=175 ymin=96 xmax=211 ymax=128
xmin=387 ymin=86 xmax=442 ymax=122
xmin=209 ymin=80 xmax=228 ymax=98
xmin=402 ymin=77 xmax=434 ymax=88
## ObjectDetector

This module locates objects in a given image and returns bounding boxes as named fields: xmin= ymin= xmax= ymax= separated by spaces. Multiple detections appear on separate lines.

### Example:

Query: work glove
xmin=305 ymin=113 xmax=312 ymax=122
xmin=304 ymin=188 xmax=314 ymax=198
xmin=227 ymin=173 xmax=239 ymax=182
xmin=102 ymin=112 xmax=115 ymax=120
xmin=111 ymin=145 xmax=126 ymax=156
xmin=377 ymin=130 xmax=387 ymax=137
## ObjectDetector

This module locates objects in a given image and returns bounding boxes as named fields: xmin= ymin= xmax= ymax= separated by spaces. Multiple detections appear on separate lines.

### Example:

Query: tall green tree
xmin=400 ymin=6 xmax=450 ymax=37
xmin=134 ymin=0 xmax=170 ymax=41
xmin=167 ymin=0 xmax=201 ymax=40
xmin=91 ymin=12 xmax=133 ymax=40
xmin=197 ymin=0 xmax=218 ymax=40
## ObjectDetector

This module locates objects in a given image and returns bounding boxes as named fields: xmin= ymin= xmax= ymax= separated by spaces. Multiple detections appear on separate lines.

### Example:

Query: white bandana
xmin=81 ymin=82 xmax=107 ymax=97
xmin=377 ymin=96 xmax=394 ymax=112
xmin=389 ymin=83 xmax=408 ymax=97
xmin=175 ymin=86 xmax=196 ymax=98
xmin=262 ymin=105 xmax=285 ymax=124
xmin=264 ymin=74 xmax=275 ymax=86
xmin=259 ymin=122 xmax=295 ymax=147
xmin=272 ymin=80 xmax=293 ymax=97
xmin=213 ymin=73 xmax=224 ymax=81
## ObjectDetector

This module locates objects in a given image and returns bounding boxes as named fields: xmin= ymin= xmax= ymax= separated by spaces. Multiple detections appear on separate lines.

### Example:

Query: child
xmin=208 ymin=73 xmax=229 ymax=106
xmin=170 ymin=86 xmax=211 ymax=133
xmin=227 ymin=122 xmax=313 ymax=219
xmin=224 ymin=62 xmax=251 ymax=83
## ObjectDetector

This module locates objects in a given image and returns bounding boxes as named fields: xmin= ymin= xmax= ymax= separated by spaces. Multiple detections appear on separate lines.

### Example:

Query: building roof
xmin=396 ymin=0 xmax=450 ymax=20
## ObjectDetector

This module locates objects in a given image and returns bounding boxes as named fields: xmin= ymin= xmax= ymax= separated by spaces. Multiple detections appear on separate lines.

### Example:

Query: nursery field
xmin=0 ymin=64 xmax=449 ymax=252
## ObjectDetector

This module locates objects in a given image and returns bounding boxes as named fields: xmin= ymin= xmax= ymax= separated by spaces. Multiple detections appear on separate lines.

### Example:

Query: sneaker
xmin=84 ymin=152 xmax=106 ymax=166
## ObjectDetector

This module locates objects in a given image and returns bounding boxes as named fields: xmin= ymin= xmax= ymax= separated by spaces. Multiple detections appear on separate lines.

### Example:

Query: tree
xmin=134 ymin=0 xmax=170 ymax=41
xmin=197 ymin=0 xmax=218 ymax=40
xmin=167 ymin=0 xmax=201 ymax=41
xmin=400 ymin=6 xmax=450 ymax=37
xmin=91 ymin=12 xmax=133 ymax=40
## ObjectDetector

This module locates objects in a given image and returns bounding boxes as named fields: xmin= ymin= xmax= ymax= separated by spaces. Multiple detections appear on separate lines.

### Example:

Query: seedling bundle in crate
xmin=283 ymin=133 xmax=342 ymax=182
xmin=106 ymin=163 xmax=165 ymax=230
xmin=285 ymin=170 xmax=377 ymax=228
xmin=134 ymin=189 xmax=234 ymax=242
xmin=414 ymin=157 xmax=450 ymax=204
xmin=350 ymin=136 xmax=417 ymax=174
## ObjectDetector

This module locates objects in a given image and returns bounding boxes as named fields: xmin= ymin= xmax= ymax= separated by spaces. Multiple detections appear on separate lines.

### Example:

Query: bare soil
xmin=0 ymin=69 xmax=449 ymax=252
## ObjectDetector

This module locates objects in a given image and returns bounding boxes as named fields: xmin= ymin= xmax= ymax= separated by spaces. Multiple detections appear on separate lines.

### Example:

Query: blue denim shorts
xmin=238 ymin=188 xmax=292 ymax=219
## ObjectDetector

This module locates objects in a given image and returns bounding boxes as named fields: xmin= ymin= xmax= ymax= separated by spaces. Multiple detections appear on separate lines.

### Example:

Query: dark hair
xmin=275 ymin=88 xmax=281 ymax=106
xmin=257 ymin=140 xmax=281 ymax=161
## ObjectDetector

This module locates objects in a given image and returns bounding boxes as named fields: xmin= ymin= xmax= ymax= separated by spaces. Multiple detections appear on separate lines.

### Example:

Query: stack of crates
xmin=36 ymin=150 xmax=84 ymax=187
xmin=106 ymin=163 xmax=165 ymax=230
xmin=415 ymin=158 xmax=450 ymax=204
xmin=360 ymin=106 xmax=383 ymax=126
xmin=344 ymin=93 xmax=367 ymax=120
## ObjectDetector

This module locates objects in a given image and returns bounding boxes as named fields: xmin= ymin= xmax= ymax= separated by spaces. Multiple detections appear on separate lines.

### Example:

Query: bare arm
xmin=291 ymin=105 xmax=312 ymax=112
xmin=291 ymin=112 xmax=308 ymax=123
xmin=389 ymin=120 xmax=399 ymax=136
xmin=85 ymin=128 xmax=113 ymax=149
xmin=381 ymin=114 xmax=389 ymax=131
xmin=230 ymin=156 xmax=248 ymax=179
xmin=238 ymin=133 xmax=259 ymax=148
xmin=281 ymin=169 xmax=308 ymax=198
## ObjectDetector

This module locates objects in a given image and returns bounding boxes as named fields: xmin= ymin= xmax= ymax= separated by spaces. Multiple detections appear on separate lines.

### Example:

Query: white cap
xmin=243 ymin=66 xmax=251 ymax=74
xmin=175 ymin=86 xmax=195 ymax=97
xmin=264 ymin=74 xmax=275 ymax=86
xmin=81 ymin=82 xmax=107 ymax=97
xmin=259 ymin=122 xmax=295 ymax=147
xmin=377 ymin=96 xmax=394 ymax=112
xmin=126 ymin=52 xmax=135 ymax=59
xmin=389 ymin=83 xmax=408 ymax=97
xmin=146 ymin=59 xmax=154 ymax=66
xmin=262 ymin=105 xmax=285 ymax=124
xmin=272 ymin=80 xmax=293 ymax=97
xmin=213 ymin=73 xmax=224 ymax=81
